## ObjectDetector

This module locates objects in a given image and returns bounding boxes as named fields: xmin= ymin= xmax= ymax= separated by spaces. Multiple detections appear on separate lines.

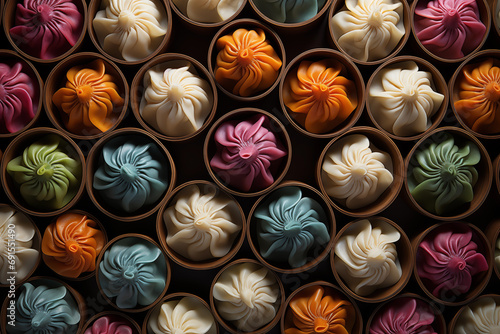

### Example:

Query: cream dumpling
xmin=321 ymin=134 xmax=394 ymax=209
xmin=454 ymin=297 xmax=500 ymax=334
xmin=140 ymin=61 xmax=213 ymax=137
xmin=334 ymin=219 xmax=402 ymax=296
xmin=212 ymin=262 xmax=279 ymax=332
xmin=331 ymin=0 xmax=405 ymax=62
xmin=369 ymin=61 xmax=444 ymax=136
xmin=172 ymin=0 xmax=245 ymax=23
xmin=0 ymin=206 xmax=39 ymax=284
xmin=93 ymin=0 xmax=168 ymax=61
xmin=163 ymin=184 xmax=242 ymax=261
xmin=148 ymin=297 xmax=217 ymax=334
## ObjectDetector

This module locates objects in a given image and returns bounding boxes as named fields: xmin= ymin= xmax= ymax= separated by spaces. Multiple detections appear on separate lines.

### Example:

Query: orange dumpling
xmin=52 ymin=59 xmax=124 ymax=135
xmin=454 ymin=58 xmax=500 ymax=134
xmin=42 ymin=213 xmax=105 ymax=278
xmin=283 ymin=60 xmax=357 ymax=134
xmin=285 ymin=286 xmax=355 ymax=334
xmin=215 ymin=28 xmax=282 ymax=97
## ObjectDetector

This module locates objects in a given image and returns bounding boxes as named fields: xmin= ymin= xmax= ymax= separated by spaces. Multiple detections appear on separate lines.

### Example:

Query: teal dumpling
xmin=252 ymin=0 xmax=327 ymax=23
xmin=255 ymin=186 xmax=330 ymax=268
xmin=93 ymin=138 xmax=169 ymax=213
xmin=98 ymin=237 xmax=167 ymax=309
xmin=7 ymin=282 xmax=80 ymax=334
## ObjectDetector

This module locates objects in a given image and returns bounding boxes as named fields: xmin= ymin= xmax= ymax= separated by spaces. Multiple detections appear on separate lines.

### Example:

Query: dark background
xmin=1 ymin=1 xmax=500 ymax=333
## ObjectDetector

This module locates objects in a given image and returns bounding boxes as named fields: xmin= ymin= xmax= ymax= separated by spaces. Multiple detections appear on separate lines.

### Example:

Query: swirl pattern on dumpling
xmin=163 ymin=184 xmax=242 ymax=261
xmin=369 ymin=297 xmax=437 ymax=334
xmin=212 ymin=262 xmax=279 ymax=332
xmin=331 ymin=0 xmax=405 ymax=62
xmin=0 ymin=206 xmax=39 ymax=285
xmin=6 ymin=282 xmax=80 ymax=334
xmin=98 ymin=237 xmax=167 ymax=309
xmin=369 ymin=61 xmax=444 ymax=136
xmin=283 ymin=59 xmax=358 ymax=134
xmin=255 ymin=186 xmax=330 ymax=268
xmin=140 ymin=62 xmax=213 ymax=137
xmin=148 ymin=297 xmax=216 ymax=334
xmin=252 ymin=0 xmax=326 ymax=23
xmin=407 ymin=134 xmax=480 ymax=215
xmin=93 ymin=0 xmax=168 ymax=61
xmin=52 ymin=59 xmax=124 ymax=135
xmin=417 ymin=226 xmax=488 ymax=298
xmin=42 ymin=212 xmax=105 ymax=278
xmin=10 ymin=0 xmax=84 ymax=59
xmin=84 ymin=316 xmax=134 ymax=334
xmin=215 ymin=28 xmax=282 ymax=97
xmin=334 ymin=219 xmax=402 ymax=296
xmin=321 ymin=134 xmax=394 ymax=209
xmin=172 ymin=0 xmax=245 ymax=22
xmin=0 ymin=62 xmax=36 ymax=134
xmin=93 ymin=139 xmax=169 ymax=213
xmin=414 ymin=0 xmax=486 ymax=59
xmin=454 ymin=58 xmax=500 ymax=135
xmin=6 ymin=134 xmax=81 ymax=210
xmin=454 ymin=296 xmax=500 ymax=334
xmin=285 ymin=285 xmax=355 ymax=334
xmin=210 ymin=115 xmax=287 ymax=192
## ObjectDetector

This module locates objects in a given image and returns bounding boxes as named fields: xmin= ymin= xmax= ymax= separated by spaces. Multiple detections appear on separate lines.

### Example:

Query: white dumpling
xmin=454 ymin=297 xmax=500 ymax=334
xmin=172 ymin=0 xmax=245 ymax=23
xmin=335 ymin=219 xmax=402 ymax=296
xmin=322 ymin=134 xmax=394 ymax=209
xmin=148 ymin=297 xmax=216 ymax=334
xmin=0 ymin=206 xmax=39 ymax=284
xmin=212 ymin=263 xmax=279 ymax=332
xmin=331 ymin=0 xmax=405 ymax=62
xmin=93 ymin=0 xmax=168 ymax=61
xmin=369 ymin=61 xmax=444 ymax=136
xmin=141 ymin=62 xmax=213 ymax=137
xmin=164 ymin=184 xmax=242 ymax=261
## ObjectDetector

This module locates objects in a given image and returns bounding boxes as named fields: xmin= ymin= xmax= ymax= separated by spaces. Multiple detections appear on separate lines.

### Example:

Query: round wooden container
xmin=331 ymin=216 xmax=413 ymax=303
xmin=0 ymin=276 xmax=87 ymax=334
xmin=247 ymin=180 xmax=336 ymax=274
xmin=88 ymin=0 xmax=172 ymax=65
xmin=366 ymin=55 xmax=448 ymax=141
xmin=249 ymin=0 xmax=333 ymax=33
xmin=207 ymin=18 xmax=286 ymax=102
xmin=157 ymin=180 xmax=246 ymax=270
xmin=1 ymin=127 xmax=86 ymax=217
xmin=412 ymin=222 xmax=493 ymax=306
xmin=404 ymin=126 xmax=492 ymax=221
xmin=210 ymin=258 xmax=285 ymax=334
xmin=95 ymin=233 xmax=171 ymax=313
xmin=281 ymin=280 xmax=363 ymax=334
xmin=41 ymin=209 xmax=108 ymax=281
xmin=142 ymin=292 xmax=218 ymax=334
xmin=449 ymin=49 xmax=500 ymax=140
xmin=279 ymin=48 xmax=365 ymax=139
xmin=410 ymin=0 xmax=491 ymax=63
xmin=86 ymin=127 xmax=176 ymax=222
xmin=0 ymin=49 xmax=43 ymax=138
xmin=2 ymin=0 xmax=87 ymax=63
xmin=0 ymin=204 xmax=41 ymax=288
xmin=131 ymin=53 xmax=218 ymax=142
xmin=44 ymin=52 xmax=129 ymax=141
xmin=316 ymin=126 xmax=404 ymax=217
xmin=82 ymin=311 xmax=142 ymax=334
xmin=365 ymin=293 xmax=447 ymax=334
xmin=203 ymin=108 xmax=292 ymax=197
xmin=328 ymin=0 xmax=411 ymax=66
